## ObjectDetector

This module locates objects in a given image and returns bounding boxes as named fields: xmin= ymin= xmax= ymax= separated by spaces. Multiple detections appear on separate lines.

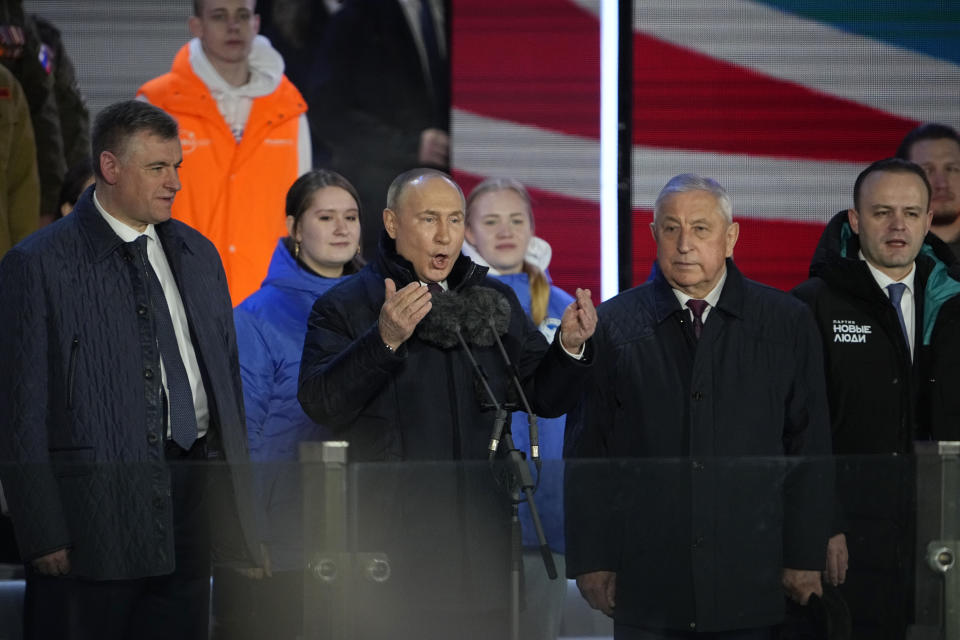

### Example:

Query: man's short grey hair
xmin=653 ymin=173 xmax=733 ymax=224
xmin=385 ymin=168 xmax=464 ymax=212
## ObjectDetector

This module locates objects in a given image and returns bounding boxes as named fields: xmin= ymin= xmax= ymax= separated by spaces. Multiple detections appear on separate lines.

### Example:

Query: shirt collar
xmin=420 ymin=279 xmax=449 ymax=291
xmin=93 ymin=191 xmax=159 ymax=245
xmin=671 ymin=269 xmax=727 ymax=310
xmin=859 ymin=251 xmax=916 ymax=296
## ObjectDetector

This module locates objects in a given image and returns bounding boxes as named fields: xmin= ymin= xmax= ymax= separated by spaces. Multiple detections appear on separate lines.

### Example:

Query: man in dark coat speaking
xmin=565 ymin=173 xmax=833 ymax=639
xmin=298 ymin=167 xmax=596 ymax=462
xmin=297 ymin=168 xmax=595 ymax=637
xmin=0 ymin=100 xmax=259 ymax=639
xmin=793 ymin=158 xmax=960 ymax=638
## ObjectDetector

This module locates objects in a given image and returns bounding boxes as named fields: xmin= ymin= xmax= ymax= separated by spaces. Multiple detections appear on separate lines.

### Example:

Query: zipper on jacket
xmin=67 ymin=334 xmax=79 ymax=410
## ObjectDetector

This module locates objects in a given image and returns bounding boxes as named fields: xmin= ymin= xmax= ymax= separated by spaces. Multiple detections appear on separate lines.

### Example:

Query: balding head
xmin=383 ymin=169 xmax=466 ymax=283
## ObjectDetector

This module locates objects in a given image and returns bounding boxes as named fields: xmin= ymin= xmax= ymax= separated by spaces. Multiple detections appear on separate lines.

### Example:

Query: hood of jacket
xmin=188 ymin=34 xmax=284 ymax=98
xmin=810 ymin=210 xmax=960 ymax=345
xmin=461 ymin=235 xmax=555 ymax=275
xmin=259 ymin=238 xmax=348 ymax=298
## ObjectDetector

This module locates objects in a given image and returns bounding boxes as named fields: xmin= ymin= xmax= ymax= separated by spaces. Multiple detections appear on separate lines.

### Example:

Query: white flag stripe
xmin=569 ymin=0 xmax=960 ymax=128
xmin=454 ymin=109 xmax=864 ymax=223
xmin=634 ymin=148 xmax=862 ymax=223
xmin=453 ymin=109 xmax=601 ymax=201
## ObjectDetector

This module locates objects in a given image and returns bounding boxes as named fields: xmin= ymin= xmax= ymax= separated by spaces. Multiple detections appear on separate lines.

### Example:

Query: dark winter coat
xmin=791 ymin=211 xmax=960 ymax=638
xmin=298 ymin=235 xmax=591 ymax=463
xmin=295 ymin=236 xmax=592 ymax=620
xmin=0 ymin=186 xmax=258 ymax=580
xmin=565 ymin=260 xmax=833 ymax=633
xmin=792 ymin=210 xmax=960 ymax=454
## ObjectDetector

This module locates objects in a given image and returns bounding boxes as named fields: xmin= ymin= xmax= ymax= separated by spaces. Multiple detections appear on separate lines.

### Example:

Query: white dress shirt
xmin=671 ymin=269 xmax=728 ymax=327
xmin=94 ymin=192 xmax=210 ymax=438
xmin=420 ymin=278 xmax=448 ymax=291
xmin=862 ymin=252 xmax=917 ymax=360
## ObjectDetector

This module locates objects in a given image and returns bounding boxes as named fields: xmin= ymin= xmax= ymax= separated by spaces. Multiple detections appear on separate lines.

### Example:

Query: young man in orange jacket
xmin=138 ymin=0 xmax=311 ymax=303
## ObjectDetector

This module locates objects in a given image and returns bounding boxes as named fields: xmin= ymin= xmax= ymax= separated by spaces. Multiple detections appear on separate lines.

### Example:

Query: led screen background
xmin=25 ymin=1 xmax=194 ymax=111
xmin=24 ymin=0 xmax=960 ymax=297
xmin=453 ymin=0 xmax=602 ymax=296
xmin=453 ymin=0 xmax=960 ymax=296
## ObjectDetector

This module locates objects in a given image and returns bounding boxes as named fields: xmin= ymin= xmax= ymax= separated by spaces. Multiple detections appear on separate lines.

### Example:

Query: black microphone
xmin=416 ymin=288 xmax=464 ymax=349
xmin=460 ymin=286 xmax=511 ymax=346
xmin=460 ymin=288 xmax=556 ymax=579
xmin=417 ymin=286 xmax=538 ymax=463
xmin=461 ymin=287 xmax=541 ymax=467
xmin=449 ymin=324 xmax=507 ymax=460
xmin=489 ymin=322 xmax=540 ymax=466
xmin=449 ymin=289 xmax=557 ymax=577
xmin=413 ymin=288 xmax=506 ymax=455
xmin=419 ymin=285 xmax=510 ymax=348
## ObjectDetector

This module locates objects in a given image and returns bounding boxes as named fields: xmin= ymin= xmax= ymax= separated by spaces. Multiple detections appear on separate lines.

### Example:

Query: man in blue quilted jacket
xmin=0 ymin=100 xmax=259 ymax=639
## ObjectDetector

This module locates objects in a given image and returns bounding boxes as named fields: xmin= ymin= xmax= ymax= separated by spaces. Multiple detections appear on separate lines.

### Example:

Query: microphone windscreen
xmin=462 ymin=287 xmax=511 ymax=346
xmin=416 ymin=289 xmax=464 ymax=349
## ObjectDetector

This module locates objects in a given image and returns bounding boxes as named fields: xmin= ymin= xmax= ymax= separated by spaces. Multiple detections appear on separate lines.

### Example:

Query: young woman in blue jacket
xmin=464 ymin=177 xmax=574 ymax=640
xmin=214 ymin=170 xmax=363 ymax=639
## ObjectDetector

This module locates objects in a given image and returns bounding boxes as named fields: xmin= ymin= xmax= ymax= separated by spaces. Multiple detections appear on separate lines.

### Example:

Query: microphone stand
xmin=454 ymin=327 xmax=557 ymax=640
xmin=488 ymin=324 xmax=556 ymax=582
xmin=489 ymin=321 xmax=541 ymax=472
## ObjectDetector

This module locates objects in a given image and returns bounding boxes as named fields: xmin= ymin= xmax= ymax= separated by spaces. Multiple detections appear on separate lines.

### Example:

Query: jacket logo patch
xmin=179 ymin=130 xmax=211 ymax=155
xmin=833 ymin=319 xmax=871 ymax=343
xmin=539 ymin=316 xmax=562 ymax=344
xmin=264 ymin=138 xmax=294 ymax=146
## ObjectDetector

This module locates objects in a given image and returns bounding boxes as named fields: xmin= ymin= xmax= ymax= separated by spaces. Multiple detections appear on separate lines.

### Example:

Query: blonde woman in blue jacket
xmin=465 ymin=177 xmax=574 ymax=640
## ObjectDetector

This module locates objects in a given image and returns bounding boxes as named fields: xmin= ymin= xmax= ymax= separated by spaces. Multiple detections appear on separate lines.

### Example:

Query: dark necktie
xmin=133 ymin=236 xmax=198 ymax=450
xmin=686 ymin=299 xmax=709 ymax=340
xmin=426 ymin=282 xmax=444 ymax=296
xmin=887 ymin=282 xmax=910 ymax=350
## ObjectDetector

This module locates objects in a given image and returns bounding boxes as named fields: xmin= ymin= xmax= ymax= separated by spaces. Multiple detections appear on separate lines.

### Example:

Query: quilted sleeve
xmin=233 ymin=306 xmax=274 ymax=460
xmin=298 ymin=292 xmax=403 ymax=430
xmin=0 ymin=249 xmax=71 ymax=560
xmin=233 ymin=304 xmax=277 ymax=545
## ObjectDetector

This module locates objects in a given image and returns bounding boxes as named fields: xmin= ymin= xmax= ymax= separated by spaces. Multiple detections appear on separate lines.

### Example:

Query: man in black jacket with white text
xmin=793 ymin=157 xmax=960 ymax=639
